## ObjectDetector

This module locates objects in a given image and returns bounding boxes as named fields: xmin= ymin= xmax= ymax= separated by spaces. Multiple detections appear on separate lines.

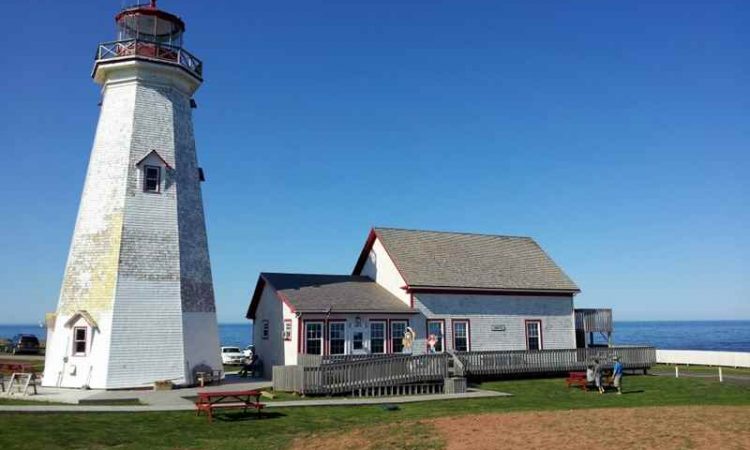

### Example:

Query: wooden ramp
xmin=273 ymin=346 xmax=656 ymax=396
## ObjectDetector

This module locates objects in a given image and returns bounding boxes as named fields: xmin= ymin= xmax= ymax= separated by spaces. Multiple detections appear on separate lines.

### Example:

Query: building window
xmin=143 ymin=165 xmax=161 ymax=193
xmin=282 ymin=319 xmax=292 ymax=341
xmin=452 ymin=320 xmax=470 ymax=352
xmin=353 ymin=332 xmax=364 ymax=351
xmin=427 ymin=320 xmax=445 ymax=353
xmin=73 ymin=327 xmax=87 ymax=356
xmin=262 ymin=320 xmax=269 ymax=340
xmin=305 ymin=322 xmax=323 ymax=355
xmin=391 ymin=320 xmax=408 ymax=353
xmin=370 ymin=321 xmax=386 ymax=354
xmin=526 ymin=320 xmax=542 ymax=351
xmin=329 ymin=322 xmax=346 ymax=355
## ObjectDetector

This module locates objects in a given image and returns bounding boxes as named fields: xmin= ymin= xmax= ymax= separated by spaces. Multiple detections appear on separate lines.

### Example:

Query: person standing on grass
xmin=593 ymin=359 xmax=604 ymax=394
xmin=613 ymin=356 xmax=624 ymax=395
xmin=586 ymin=363 xmax=595 ymax=389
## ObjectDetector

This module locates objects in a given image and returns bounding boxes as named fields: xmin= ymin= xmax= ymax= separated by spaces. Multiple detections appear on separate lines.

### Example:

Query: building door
xmin=426 ymin=320 xmax=444 ymax=352
xmin=352 ymin=330 xmax=366 ymax=355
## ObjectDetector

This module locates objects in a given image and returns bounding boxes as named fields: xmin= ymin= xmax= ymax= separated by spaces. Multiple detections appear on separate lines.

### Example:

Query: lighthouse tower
xmin=43 ymin=1 xmax=221 ymax=389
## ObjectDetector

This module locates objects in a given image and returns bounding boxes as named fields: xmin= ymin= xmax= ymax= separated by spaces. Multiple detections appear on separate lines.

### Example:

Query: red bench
xmin=565 ymin=371 xmax=589 ymax=390
xmin=195 ymin=389 xmax=266 ymax=423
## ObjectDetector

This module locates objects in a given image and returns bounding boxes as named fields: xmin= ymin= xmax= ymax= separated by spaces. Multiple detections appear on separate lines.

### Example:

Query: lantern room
xmin=94 ymin=0 xmax=202 ymax=79
xmin=115 ymin=1 xmax=185 ymax=47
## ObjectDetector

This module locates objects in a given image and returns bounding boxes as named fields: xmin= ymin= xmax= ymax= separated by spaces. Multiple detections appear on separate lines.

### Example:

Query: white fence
xmin=656 ymin=350 xmax=750 ymax=368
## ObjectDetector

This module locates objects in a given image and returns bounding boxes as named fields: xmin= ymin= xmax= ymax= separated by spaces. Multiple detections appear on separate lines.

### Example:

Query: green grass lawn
xmin=1 ymin=375 xmax=748 ymax=450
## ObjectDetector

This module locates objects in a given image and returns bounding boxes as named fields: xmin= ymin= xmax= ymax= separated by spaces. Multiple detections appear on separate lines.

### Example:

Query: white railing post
xmin=675 ymin=366 xmax=679 ymax=378
xmin=718 ymin=367 xmax=723 ymax=383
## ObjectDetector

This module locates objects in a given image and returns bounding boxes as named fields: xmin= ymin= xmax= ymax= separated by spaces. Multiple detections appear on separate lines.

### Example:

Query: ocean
xmin=1 ymin=321 xmax=748 ymax=352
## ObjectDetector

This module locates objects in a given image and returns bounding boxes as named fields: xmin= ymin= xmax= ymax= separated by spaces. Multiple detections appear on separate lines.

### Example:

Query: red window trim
xmin=524 ymin=319 xmax=543 ymax=351
xmin=425 ymin=319 xmax=446 ymax=353
xmin=369 ymin=320 xmax=387 ymax=354
xmin=451 ymin=319 xmax=471 ymax=352
xmin=296 ymin=316 xmax=302 ymax=354
xmin=283 ymin=319 xmax=292 ymax=341
xmin=72 ymin=326 xmax=87 ymax=357
xmin=326 ymin=319 xmax=347 ymax=355
xmin=389 ymin=319 xmax=409 ymax=354
xmin=302 ymin=320 xmax=324 ymax=355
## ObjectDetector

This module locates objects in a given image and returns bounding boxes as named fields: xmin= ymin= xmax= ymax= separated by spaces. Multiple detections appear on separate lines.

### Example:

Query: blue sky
xmin=0 ymin=1 xmax=747 ymax=324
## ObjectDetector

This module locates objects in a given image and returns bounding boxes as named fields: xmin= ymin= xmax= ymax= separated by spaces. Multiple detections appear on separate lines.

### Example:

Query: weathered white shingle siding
xmin=107 ymin=281 xmax=185 ymax=387
xmin=252 ymin=284 xmax=287 ymax=378
xmin=359 ymin=237 xmax=410 ymax=306
xmin=43 ymin=80 xmax=136 ymax=388
xmin=412 ymin=293 xmax=576 ymax=352
xmin=44 ymin=60 xmax=221 ymax=389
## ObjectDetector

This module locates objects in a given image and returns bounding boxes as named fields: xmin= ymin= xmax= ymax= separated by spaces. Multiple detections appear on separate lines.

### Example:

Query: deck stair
xmin=356 ymin=382 xmax=444 ymax=397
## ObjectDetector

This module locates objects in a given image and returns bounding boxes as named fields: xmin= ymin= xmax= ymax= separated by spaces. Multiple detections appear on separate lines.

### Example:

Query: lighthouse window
xmin=73 ymin=327 xmax=87 ymax=356
xmin=144 ymin=166 xmax=161 ymax=193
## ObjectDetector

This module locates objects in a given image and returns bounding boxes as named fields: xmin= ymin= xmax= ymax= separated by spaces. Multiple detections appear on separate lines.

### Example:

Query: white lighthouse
xmin=43 ymin=1 xmax=221 ymax=389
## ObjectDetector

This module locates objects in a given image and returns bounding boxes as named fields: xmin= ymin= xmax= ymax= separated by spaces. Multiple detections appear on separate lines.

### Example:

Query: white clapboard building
xmin=43 ymin=2 xmax=221 ymax=389
xmin=247 ymin=228 xmax=582 ymax=378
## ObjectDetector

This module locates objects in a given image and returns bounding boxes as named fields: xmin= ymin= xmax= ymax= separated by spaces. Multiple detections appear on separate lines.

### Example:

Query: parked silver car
xmin=220 ymin=346 xmax=245 ymax=365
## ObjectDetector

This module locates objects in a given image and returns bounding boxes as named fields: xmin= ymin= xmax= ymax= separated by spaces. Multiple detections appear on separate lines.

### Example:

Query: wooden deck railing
xmin=278 ymin=353 xmax=450 ymax=395
xmin=275 ymin=346 xmax=656 ymax=395
xmin=455 ymin=346 xmax=655 ymax=376
xmin=574 ymin=308 xmax=613 ymax=333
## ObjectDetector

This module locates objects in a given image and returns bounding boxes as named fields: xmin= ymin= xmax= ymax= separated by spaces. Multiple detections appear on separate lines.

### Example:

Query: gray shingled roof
xmin=261 ymin=273 xmax=416 ymax=314
xmin=372 ymin=228 xmax=580 ymax=292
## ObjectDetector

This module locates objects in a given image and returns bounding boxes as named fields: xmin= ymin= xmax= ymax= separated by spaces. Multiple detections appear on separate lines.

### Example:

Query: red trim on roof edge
xmin=135 ymin=149 xmax=173 ymax=170
xmin=352 ymin=228 xmax=377 ymax=275
xmin=406 ymin=287 xmax=577 ymax=296
xmin=246 ymin=277 xmax=265 ymax=319
xmin=352 ymin=228 xmax=412 ymax=291
xmin=246 ymin=274 xmax=298 ymax=320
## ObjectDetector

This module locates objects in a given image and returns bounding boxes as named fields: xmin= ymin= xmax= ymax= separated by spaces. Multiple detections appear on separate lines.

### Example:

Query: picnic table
xmin=0 ymin=362 xmax=35 ymax=374
xmin=0 ymin=362 xmax=37 ymax=395
xmin=195 ymin=389 xmax=265 ymax=422
xmin=565 ymin=371 xmax=589 ymax=390
xmin=565 ymin=370 xmax=615 ymax=392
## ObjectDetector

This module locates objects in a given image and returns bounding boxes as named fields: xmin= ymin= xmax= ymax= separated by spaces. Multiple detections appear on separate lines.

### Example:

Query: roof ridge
xmin=373 ymin=226 xmax=533 ymax=240
xmin=261 ymin=272 xmax=367 ymax=278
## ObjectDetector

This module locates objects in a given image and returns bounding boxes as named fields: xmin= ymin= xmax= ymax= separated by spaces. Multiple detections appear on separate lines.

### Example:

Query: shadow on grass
xmin=623 ymin=390 xmax=645 ymax=395
xmin=211 ymin=411 xmax=287 ymax=422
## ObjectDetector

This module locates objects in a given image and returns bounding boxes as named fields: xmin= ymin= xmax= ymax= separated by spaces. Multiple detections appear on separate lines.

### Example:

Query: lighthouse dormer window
xmin=144 ymin=165 xmax=161 ymax=193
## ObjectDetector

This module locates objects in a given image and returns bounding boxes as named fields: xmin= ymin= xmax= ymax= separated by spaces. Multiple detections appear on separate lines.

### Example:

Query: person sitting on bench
xmin=238 ymin=354 xmax=262 ymax=378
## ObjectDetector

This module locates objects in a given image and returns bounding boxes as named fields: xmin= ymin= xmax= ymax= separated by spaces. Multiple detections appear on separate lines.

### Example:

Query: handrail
xmin=455 ymin=346 xmax=656 ymax=376
xmin=94 ymin=38 xmax=202 ymax=78
xmin=275 ymin=346 xmax=656 ymax=395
